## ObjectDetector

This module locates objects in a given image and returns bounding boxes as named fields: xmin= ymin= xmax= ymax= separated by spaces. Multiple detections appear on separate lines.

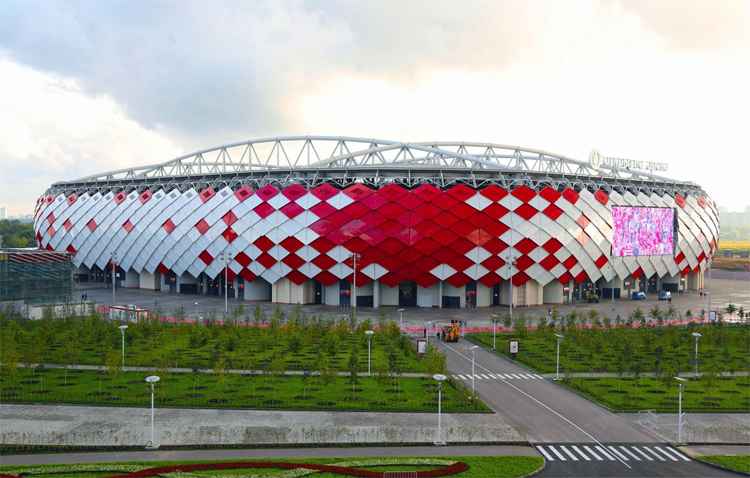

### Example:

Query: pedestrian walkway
xmin=452 ymin=372 xmax=545 ymax=381
xmin=534 ymin=443 xmax=691 ymax=463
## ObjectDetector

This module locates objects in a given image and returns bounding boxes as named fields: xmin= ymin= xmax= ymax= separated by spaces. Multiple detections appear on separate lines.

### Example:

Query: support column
xmin=438 ymin=281 xmax=443 ymax=308
xmin=373 ymin=280 xmax=380 ymax=309
xmin=567 ymin=280 xmax=574 ymax=303
xmin=176 ymin=275 xmax=182 ymax=294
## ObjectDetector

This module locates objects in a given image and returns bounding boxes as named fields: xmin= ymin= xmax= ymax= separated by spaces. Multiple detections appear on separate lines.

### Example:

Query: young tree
xmin=105 ymin=350 xmax=121 ymax=383
xmin=347 ymin=344 xmax=359 ymax=396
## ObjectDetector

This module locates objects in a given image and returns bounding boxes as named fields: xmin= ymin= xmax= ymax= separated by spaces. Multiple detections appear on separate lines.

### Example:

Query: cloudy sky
xmin=1 ymin=0 xmax=748 ymax=215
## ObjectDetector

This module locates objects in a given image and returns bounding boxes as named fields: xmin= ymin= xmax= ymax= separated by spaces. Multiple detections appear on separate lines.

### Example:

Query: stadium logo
xmin=589 ymin=149 xmax=603 ymax=169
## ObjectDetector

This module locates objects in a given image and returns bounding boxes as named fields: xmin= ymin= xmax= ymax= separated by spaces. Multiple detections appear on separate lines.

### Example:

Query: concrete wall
xmin=139 ymin=271 xmax=160 ymax=291
xmin=123 ymin=271 xmax=140 ymax=288
xmin=417 ymin=284 xmax=438 ymax=307
xmin=476 ymin=283 xmax=492 ymax=307
xmin=324 ymin=283 xmax=340 ymax=306
xmin=542 ymin=281 xmax=564 ymax=304
xmin=442 ymin=283 xmax=465 ymax=308
xmin=380 ymin=284 xmax=398 ymax=306
xmin=244 ymin=279 xmax=271 ymax=301
xmin=271 ymin=277 xmax=315 ymax=304
xmin=0 ymin=404 xmax=523 ymax=446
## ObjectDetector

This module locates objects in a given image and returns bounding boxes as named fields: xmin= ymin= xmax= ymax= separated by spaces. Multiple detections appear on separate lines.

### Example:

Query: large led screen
xmin=611 ymin=206 xmax=676 ymax=257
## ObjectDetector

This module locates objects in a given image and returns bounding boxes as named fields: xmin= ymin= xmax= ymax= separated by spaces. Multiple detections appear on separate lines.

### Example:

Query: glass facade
xmin=0 ymin=249 xmax=73 ymax=304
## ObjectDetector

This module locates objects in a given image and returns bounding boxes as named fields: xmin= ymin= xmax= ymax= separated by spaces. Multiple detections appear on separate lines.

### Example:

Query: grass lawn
xmin=0 ymin=456 xmax=544 ymax=478
xmin=565 ymin=376 xmax=750 ymax=412
xmin=468 ymin=324 xmax=750 ymax=375
xmin=0 ymin=367 xmax=489 ymax=413
xmin=699 ymin=455 xmax=750 ymax=474
xmin=1 ymin=314 xmax=427 ymax=374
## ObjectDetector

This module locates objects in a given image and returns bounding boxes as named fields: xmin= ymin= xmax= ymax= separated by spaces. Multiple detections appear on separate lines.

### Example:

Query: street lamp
xmin=398 ymin=308 xmax=405 ymax=330
xmin=675 ymin=376 xmax=687 ymax=444
xmin=554 ymin=334 xmax=564 ymax=381
xmin=365 ymin=330 xmax=374 ymax=376
xmin=111 ymin=251 xmax=118 ymax=306
xmin=193 ymin=302 xmax=199 ymax=323
xmin=118 ymin=325 xmax=128 ymax=371
xmin=426 ymin=321 xmax=432 ymax=347
xmin=433 ymin=373 xmax=447 ymax=446
xmin=145 ymin=375 xmax=160 ymax=449
xmin=350 ymin=252 xmax=361 ymax=314
xmin=470 ymin=345 xmax=479 ymax=399
xmin=218 ymin=251 xmax=231 ymax=316
xmin=692 ymin=332 xmax=702 ymax=376
xmin=706 ymin=259 xmax=712 ymax=321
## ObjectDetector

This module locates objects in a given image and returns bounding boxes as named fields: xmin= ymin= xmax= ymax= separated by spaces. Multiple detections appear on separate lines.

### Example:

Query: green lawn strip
xmin=0 ymin=456 xmax=544 ymax=478
xmin=698 ymin=455 xmax=750 ymax=474
xmin=0 ymin=367 xmax=489 ymax=413
xmin=561 ymin=376 xmax=750 ymax=412
xmin=468 ymin=324 xmax=750 ymax=375
xmin=0 ymin=314 xmax=427 ymax=373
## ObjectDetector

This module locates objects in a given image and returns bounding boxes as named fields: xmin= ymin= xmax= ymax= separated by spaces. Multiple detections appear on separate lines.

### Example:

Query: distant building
xmin=0 ymin=207 xmax=6 ymax=220
xmin=0 ymin=248 xmax=73 ymax=305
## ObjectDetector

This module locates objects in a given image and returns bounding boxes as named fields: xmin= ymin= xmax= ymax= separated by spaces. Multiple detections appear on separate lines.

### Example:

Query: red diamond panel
xmin=413 ymin=184 xmax=441 ymax=201
xmin=562 ymin=255 xmax=578 ymax=269
xmin=480 ymin=185 xmax=507 ymax=201
xmin=483 ymin=238 xmax=508 ymax=254
xmin=254 ymin=202 xmax=274 ymax=218
xmin=163 ymin=219 xmax=175 ymax=233
xmin=576 ymin=214 xmax=590 ymax=229
xmin=514 ymin=238 xmax=537 ymax=254
xmin=254 ymin=236 xmax=274 ymax=251
xmin=282 ymin=253 xmax=305 ymax=269
xmin=511 ymin=186 xmax=535 ymax=202
xmin=199 ymin=187 xmax=215 ymax=203
xmin=122 ymin=220 xmax=134 ymax=233
xmin=223 ymin=211 xmax=238 ymax=226
xmin=195 ymin=219 xmax=210 ymax=235
xmin=235 ymin=252 xmax=251 ymax=267
xmin=482 ymin=256 xmax=505 ymax=271
xmin=543 ymin=204 xmax=563 ymax=220
xmin=514 ymin=203 xmax=538 ymax=220
xmin=282 ymin=184 xmax=307 ymax=201
xmin=240 ymin=269 xmax=256 ymax=282
xmin=256 ymin=253 xmax=276 ymax=269
xmin=280 ymin=202 xmax=304 ymax=218
xmin=256 ymin=184 xmax=279 ymax=201
xmin=539 ymin=186 xmax=561 ymax=203
xmin=63 ymin=219 xmax=73 ymax=231
xmin=594 ymin=189 xmax=609 ymax=205
xmin=675 ymin=194 xmax=686 ymax=208
xmin=562 ymin=188 xmax=579 ymax=204
xmin=198 ymin=250 xmax=213 ymax=265
xmin=312 ymin=254 xmax=336 ymax=270
xmin=286 ymin=270 xmax=308 ymax=285
xmin=447 ymin=184 xmax=475 ymax=201
xmin=479 ymin=272 xmax=502 ymax=287
xmin=222 ymin=227 xmax=238 ymax=243
xmin=310 ymin=201 xmax=336 ymax=218
xmin=558 ymin=271 xmax=573 ymax=284
xmin=594 ymin=254 xmax=608 ymax=268
xmin=234 ymin=185 xmax=253 ymax=201
xmin=540 ymin=254 xmax=559 ymax=270
xmin=310 ymin=237 xmax=335 ymax=253
xmin=515 ymin=255 xmax=534 ymax=271
xmin=87 ymin=219 xmax=97 ymax=232
xmin=512 ymin=271 xmax=530 ymax=287
xmin=315 ymin=271 xmax=338 ymax=286
xmin=446 ymin=272 xmax=471 ymax=287
xmin=378 ymin=184 xmax=407 ymax=201
xmin=311 ymin=183 xmax=339 ymax=201
xmin=280 ymin=236 xmax=304 ymax=252
xmin=344 ymin=183 xmax=374 ymax=200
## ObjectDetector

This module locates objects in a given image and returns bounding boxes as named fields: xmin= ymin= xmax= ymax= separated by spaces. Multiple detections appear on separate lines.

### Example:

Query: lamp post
xmin=118 ymin=325 xmax=128 ymax=371
xmin=350 ymin=252 xmax=360 ymax=314
xmin=365 ymin=330 xmax=374 ymax=376
xmin=692 ymin=332 xmax=702 ymax=376
xmin=111 ymin=251 xmax=118 ymax=306
xmin=470 ymin=345 xmax=479 ymax=399
xmin=398 ymin=308 xmax=405 ymax=330
xmin=706 ymin=259 xmax=712 ymax=321
xmin=193 ymin=302 xmax=199 ymax=323
xmin=554 ymin=334 xmax=564 ymax=381
xmin=145 ymin=375 xmax=160 ymax=449
xmin=218 ymin=251 xmax=230 ymax=316
xmin=675 ymin=376 xmax=687 ymax=444
xmin=426 ymin=321 xmax=432 ymax=347
xmin=433 ymin=373 xmax=447 ymax=446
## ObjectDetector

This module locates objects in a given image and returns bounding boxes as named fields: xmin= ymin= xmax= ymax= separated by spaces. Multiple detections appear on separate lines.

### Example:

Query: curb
xmin=691 ymin=455 xmax=750 ymax=477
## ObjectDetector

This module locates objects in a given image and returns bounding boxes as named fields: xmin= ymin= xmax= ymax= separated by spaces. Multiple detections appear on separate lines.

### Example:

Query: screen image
xmin=611 ymin=206 xmax=676 ymax=257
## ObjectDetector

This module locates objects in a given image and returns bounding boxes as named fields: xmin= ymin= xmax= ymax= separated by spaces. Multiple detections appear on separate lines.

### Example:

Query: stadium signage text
xmin=589 ymin=150 xmax=668 ymax=172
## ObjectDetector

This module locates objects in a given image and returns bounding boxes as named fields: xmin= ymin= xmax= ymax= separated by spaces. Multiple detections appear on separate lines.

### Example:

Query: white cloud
xmin=0 ymin=59 xmax=179 ymax=215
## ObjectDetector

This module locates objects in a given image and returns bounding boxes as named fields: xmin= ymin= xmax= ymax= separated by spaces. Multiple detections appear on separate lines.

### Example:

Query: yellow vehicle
xmin=439 ymin=321 xmax=461 ymax=342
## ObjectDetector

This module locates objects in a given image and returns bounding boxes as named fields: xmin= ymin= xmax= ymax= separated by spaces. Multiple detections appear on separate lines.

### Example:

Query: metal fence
xmin=0 ymin=249 xmax=73 ymax=305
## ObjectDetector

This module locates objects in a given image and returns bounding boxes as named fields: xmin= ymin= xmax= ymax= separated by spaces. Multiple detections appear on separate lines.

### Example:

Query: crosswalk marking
xmin=583 ymin=445 xmax=603 ymax=460
xmin=480 ymin=373 xmax=491 ymax=379
xmin=619 ymin=446 xmax=642 ymax=461
xmin=547 ymin=445 xmax=567 ymax=461
xmin=653 ymin=446 xmax=678 ymax=462
xmin=595 ymin=445 xmax=615 ymax=460
xmin=536 ymin=446 xmax=555 ymax=461
xmin=667 ymin=447 xmax=691 ymax=461
xmin=534 ymin=374 xmax=544 ymax=379
xmin=453 ymin=371 xmax=548 ymax=381
xmin=511 ymin=373 xmax=522 ymax=379
xmin=560 ymin=445 xmax=579 ymax=461
xmin=536 ymin=444 xmax=692 ymax=464
xmin=607 ymin=446 xmax=628 ymax=461
xmin=571 ymin=445 xmax=591 ymax=461
xmin=488 ymin=373 xmax=497 ymax=379
xmin=632 ymin=446 xmax=654 ymax=461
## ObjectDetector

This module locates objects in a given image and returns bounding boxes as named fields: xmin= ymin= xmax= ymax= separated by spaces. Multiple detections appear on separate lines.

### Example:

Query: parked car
xmin=631 ymin=291 xmax=647 ymax=300
xmin=658 ymin=290 xmax=672 ymax=301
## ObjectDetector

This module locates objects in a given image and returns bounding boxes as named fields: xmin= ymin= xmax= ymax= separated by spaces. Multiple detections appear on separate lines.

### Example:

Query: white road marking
xmin=511 ymin=373 xmax=523 ymax=379
xmin=643 ymin=446 xmax=666 ymax=461
xmin=534 ymin=374 xmax=544 ymax=379
xmin=536 ymin=446 xmax=555 ymax=461
xmin=583 ymin=445 xmax=603 ymax=460
xmin=496 ymin=373 xmax=508 ymax=379
xmin=441 ymin=343 xmax=631 ymax=470
xmin=619 ymin=446 xmax=642 ymax=461
xmin=667 ymin=447 xmax=691 ymax=461
xmin=560 ymin=445 xmax=579 ymax=461
xmin=653 ymin=446 xmax=679 ymax=461
xmin=607 ymin=446 xmax=629 ymax=461
xmin=523 ymin=373 xmax=536 ymax=379
xmin=547 ymin=445 xmax=567 ymax=461
xmin=480 ymin=373 xmax=491 ymax=379
xmin=632 ymin=446 xmax=655 ymax=461
xmin=595 ymin=445 xmax=616 ymax=460
xmin=571 ymin=445 xmax=591 ymax=461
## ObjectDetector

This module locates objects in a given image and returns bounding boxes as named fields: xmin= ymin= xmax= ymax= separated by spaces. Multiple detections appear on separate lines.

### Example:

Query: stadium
xmin=33 ymin=136 xmax=719 ymax=308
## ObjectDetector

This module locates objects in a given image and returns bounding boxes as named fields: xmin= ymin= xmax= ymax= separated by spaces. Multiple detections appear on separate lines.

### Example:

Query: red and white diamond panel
xmin=33 ymin=183 xmax=719 ymax=288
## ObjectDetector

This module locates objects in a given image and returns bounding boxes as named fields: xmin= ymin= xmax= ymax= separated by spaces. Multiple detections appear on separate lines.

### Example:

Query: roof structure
xmin=48 ymin=136 xmax=701 ymax=196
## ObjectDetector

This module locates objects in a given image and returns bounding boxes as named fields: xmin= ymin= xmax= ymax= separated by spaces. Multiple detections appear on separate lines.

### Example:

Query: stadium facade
xmin=33 ymin=137 xmax=719 ymax=308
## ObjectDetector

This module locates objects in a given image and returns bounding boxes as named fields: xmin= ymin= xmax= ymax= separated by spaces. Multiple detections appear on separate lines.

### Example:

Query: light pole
xmin=398 ymin=308 xmax=405 ymax=330
xmin=350 ymin=252 xmax=360 ymax=314
xmin=218 ymin=251 xmax=230 ymax=316
xmin=111 ymin=251 xmax=118 ymax=306
xmin=426 ymin=321 xmax=432 ymax=347
xmin=554 ymin=333 xmax=564 ymax=381
xmin=193 ymin=302 xmax=199 ymax=323
xmin=675 ymin=376 xmax=686 ymax=444
xmin=508 ymin=213 xmax=515 ymax=324
xmin=433 ymin=373 xmax=447 ymax=446
xmin=706 ymin=259 xmax=712 ymax=321
xmin=145 ymin=375 xmax=160 ymax=449
xmin=692 ymin=332 xmax=702 ymax=376
xmin=365 ymin=329 xmax=374 ymax=376
xmin=118 ymin=325 xmax=128 ymax=371
xmin=470 ymin=345 xmax=479 ymax=399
